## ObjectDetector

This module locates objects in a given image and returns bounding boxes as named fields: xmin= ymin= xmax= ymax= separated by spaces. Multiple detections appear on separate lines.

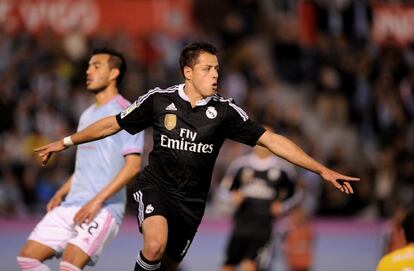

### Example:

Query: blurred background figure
xmin=219 ymin=129 xmax=303 ymax=271
xmin=17 ymin=48 xmax=144 ymax=271
xmin=376 ymin=209 xmax=414 ymax=271
xmin=283 ymin=206 xmax=314 ymax=271
xmin=382 ymin=205 xmax=407 ymax=255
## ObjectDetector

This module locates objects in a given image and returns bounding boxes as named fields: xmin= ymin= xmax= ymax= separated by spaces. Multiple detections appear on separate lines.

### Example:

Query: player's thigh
xmin=142 ymin=215 xmax=169 ymax=249
xmin=19 ymin=240 xmax=55 ymax=261
xmin=61 ymin=243 xmax=90 ymax=268
xmin=24 ymin=206 xmax=77 ymax=258
xmin=133 ymin=186 xmax=168 ymax=229
xmin=68 ymin=208 xmax=119 ymax=266
xmin=164 ymin=215 xmax=199 ymax=263
xmin=133 ymin=185 xmax=169 ymax=248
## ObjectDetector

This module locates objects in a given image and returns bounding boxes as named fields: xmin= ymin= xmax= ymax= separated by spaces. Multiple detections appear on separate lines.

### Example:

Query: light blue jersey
xmin=62 ymin=95 xmax=144 ymax=224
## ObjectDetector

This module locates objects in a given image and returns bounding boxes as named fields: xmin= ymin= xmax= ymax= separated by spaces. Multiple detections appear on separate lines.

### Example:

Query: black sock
xmin=134 ymin=251 xmax=161 ymax=271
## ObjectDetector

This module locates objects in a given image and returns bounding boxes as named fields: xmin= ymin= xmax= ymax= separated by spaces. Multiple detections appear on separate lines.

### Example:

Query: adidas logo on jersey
xmin=165 ymin=103 xmax=177 ymax=111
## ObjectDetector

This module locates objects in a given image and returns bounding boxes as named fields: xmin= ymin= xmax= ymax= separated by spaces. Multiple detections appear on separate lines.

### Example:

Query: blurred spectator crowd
xmin=0 ymin=0 xmax=413 ymax=221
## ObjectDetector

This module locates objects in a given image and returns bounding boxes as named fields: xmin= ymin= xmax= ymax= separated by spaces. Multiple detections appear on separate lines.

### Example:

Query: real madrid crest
xmin=145 ymin=204 xmax=154 ymax=214
xmin=206 ymin=106 xmax=217 ymax=119
xmin=164 ymin=114 xmax=176 ymax=130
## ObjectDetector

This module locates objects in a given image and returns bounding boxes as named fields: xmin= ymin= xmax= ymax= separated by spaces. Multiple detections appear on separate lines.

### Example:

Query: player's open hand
xmin=34 ymin=140 xmax=67 ymax=166
xmin=74 ymin=198 xmax=103 ymax=225
xmin=320 ymin=168 xmax=360 ymax=194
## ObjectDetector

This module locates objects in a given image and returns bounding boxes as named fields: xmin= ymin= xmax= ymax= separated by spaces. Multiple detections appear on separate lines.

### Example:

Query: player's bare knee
xmin=61 ymin=254 xmax=76 ymax=264
xmin=18 ymin=248 xmax=29 ymax=258
xmin=60 ymin=257 xmax=86 ymax=271
xmin=19 ymin=246 xmax=35 ymax=258
xmin=142 ymin=245 xmax=164 ymax=260
xmin=61 ymin=252 xmax=89 ymax=269
xmin=143 ymin=240 xmax=165 ymax=260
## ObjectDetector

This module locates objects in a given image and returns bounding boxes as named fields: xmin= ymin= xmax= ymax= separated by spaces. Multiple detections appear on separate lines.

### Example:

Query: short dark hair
xmin=179 ymin=42 xmax=218 ymax=77
xmin=403 ymin=210 xmax=414 ymax=243
xmin=92 ymin=48 xmax=127 ymax=86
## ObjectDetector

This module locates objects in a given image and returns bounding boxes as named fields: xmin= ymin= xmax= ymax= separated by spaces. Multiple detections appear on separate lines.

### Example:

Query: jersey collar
xmin=94 ymin=94 xmax=121 ymax=109
xmin=178 ymin=84 xmax=213 ymax=106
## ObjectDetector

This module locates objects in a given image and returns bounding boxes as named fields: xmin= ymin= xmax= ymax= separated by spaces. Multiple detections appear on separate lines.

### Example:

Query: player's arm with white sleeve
xmin=257 ymin=130 xmax=360 ymax=194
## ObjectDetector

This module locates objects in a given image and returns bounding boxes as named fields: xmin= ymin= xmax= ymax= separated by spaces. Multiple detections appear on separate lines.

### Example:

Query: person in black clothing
xmin=34 ymin=42 xmax=359 ymax=271
xmin=220 ymin=133 xmax=302 ymax=271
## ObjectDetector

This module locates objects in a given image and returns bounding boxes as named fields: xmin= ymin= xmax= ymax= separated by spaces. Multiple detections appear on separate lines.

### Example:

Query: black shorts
xmin=223 ymin=232 xmax=271 ymax=266
xmin=132 ymin=181 xmax=201 ymax=263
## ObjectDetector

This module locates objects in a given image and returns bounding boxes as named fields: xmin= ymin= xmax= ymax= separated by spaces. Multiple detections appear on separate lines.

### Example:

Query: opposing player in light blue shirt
xmin=17 ymin=48 xmax=144 ymax=271
xmin=63 ymin=91 xmax=142 ymax=225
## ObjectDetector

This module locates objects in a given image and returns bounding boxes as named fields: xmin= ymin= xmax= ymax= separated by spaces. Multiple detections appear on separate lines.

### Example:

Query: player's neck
xmin=95 ymin=85 xmax=119 ymax=106
xmin=183 ymin=84 xmax=204 ymax=108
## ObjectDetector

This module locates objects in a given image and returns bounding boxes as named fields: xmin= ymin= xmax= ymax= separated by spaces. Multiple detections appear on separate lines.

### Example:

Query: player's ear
xmin=110 ymin=68 xmax=120 ymax=82
xmin=183 ymin=66 xmax=192 ymax=80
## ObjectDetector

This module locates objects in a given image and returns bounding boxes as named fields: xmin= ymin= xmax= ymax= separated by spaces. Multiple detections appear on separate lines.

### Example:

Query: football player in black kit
xmin=220 ymin=130 xmax=303 ymax=271
xmin=35 ymin=42 xmax=359 ymax=271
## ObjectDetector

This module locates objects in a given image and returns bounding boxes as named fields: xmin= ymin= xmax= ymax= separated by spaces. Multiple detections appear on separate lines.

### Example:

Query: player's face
xmin=187 ymin=52 xmax=219 ymax=97
xmin=86 ymin=54 xmax=112 ymax=92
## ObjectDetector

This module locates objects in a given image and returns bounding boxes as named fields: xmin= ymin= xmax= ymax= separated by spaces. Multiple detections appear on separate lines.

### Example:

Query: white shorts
xmin=28 ymin=205 xmax=119 ymax=266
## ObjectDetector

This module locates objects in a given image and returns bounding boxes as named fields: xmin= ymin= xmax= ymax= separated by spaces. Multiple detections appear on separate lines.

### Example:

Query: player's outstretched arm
xmin=257 ymin=131 xmax=359 ymax=194
xmin=34 ymin=116 xmax=121 ymax=165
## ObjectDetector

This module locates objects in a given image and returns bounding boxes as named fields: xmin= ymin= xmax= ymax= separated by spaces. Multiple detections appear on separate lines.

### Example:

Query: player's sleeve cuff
xmin=122 ymin=148 xmax=143 ymax=156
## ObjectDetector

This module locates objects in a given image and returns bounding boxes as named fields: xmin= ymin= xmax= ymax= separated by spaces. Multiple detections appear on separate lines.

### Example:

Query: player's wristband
xmin=63 ymin=136 xmax=74 ymax=147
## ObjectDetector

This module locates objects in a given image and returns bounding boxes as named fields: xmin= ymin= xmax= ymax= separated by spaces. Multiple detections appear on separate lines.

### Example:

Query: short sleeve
xmin=222 ymin=101 xmax=265 ymax=146
xmin=119 ymin=129 xmax=145 ymax=156
xmin=116 ymin=92 xmax=154 ymax=135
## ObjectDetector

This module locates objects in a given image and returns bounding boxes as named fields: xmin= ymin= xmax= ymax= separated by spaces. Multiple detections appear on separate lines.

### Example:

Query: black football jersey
xmin=223 ymin=153 xmax=299 ymax=235
xmin=116 ymin=84 xmax=265 ymax=217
